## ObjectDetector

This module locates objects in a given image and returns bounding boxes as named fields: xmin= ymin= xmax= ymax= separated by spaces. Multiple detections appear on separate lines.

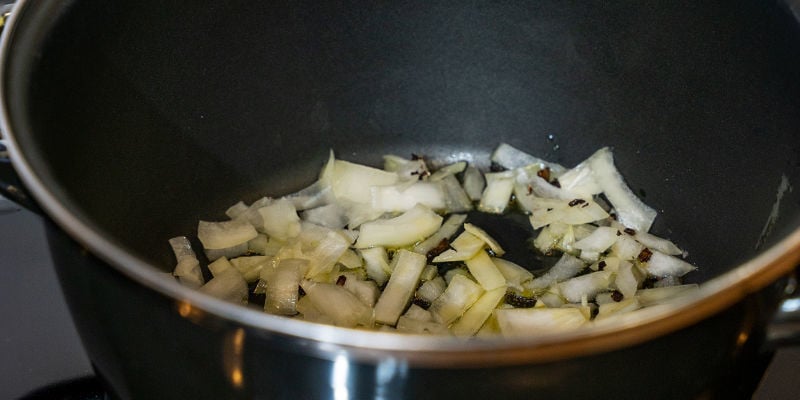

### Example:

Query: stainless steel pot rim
xmin=2 ymin=0 xmax=799 ymax=366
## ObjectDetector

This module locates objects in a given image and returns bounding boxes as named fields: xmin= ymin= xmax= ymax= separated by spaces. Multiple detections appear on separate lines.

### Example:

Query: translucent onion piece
xmin=301 ymin=203 xmax=348 ymax=229
xmin=197 ymin=219 xmax=258 ymax=250
xmin=462 ymin=165 xmax=486 ymax=201
xmin=343 ymin=275 xmax=380 ymax=307
xmin=285 ymin=150 xmax=336 ymax=211
xmin=490 ymin=143 xmax=566 ymax=173
xmin=416 ymin=276 xmax=447 ymax=303
xmin=354 ymin=204 xmax=443 ymax=249
xmin=464 ymin=251 xmax=507 ymax=290
xmin=264 ymin=259 xmax=308 ymax=315
xmin=383 ymin=155 xmax=429 ymax=181
xmin=429 ymin=274 xmax=484 ymax=325
xmin=359 ymin=247 xmax=391 ymax=286
xmin=557 ymin=270 xmax=613 ymax=303
xmin=451 ymin=286 xmax=506 ymax=336
xmin=173 ymin=257 xmax=204 ymax=288
xmin=439 ymin=174 xmax=473 ymax=213
xmin=371 ymin=182 xmax=446 ymax=212
xmin=374 ymin=250 xmax=427 ymax=325
xmin=431 ymin=231 xmax=485 ymax=262
xmin=257 ymin=198 xmax=301 ymax=241
xmin=199 ymin=269 xmax=248 ymax=304
xmin=300 ymin=280 xmax=372 ymax=327
xmin=596 ymin=298 xmax=641 ymax=320
xmin=492 ymin=258 xmax=533 ymax=291
xmin=586 ymin=147 xmax=657 ymax=232
xmin=404 ymin=304 xmax=434 ymax=321
xmin=429 ymin=161 xmax=467 ymax=181
xmin=642 ymin=250 xmax=697 ymax=278
xmin=208 ymin=257 xmax=235 ymax=277
xmin=464 ymin=223 xmax=505 ymax=256
xmin=495 ymin=307 xmax=587 ymax=336
xmin=478 ymin=170 xmax=515 ymax=214
xmin=573 ymin=226 xmax=619 ymax=253
xmin=525 ymin=253 xmax=585 ymax=290
xmin=557 ymin=161 xmax=602 ymax=198
xmin=613 ymin=260 xmax=642 ymax=299
xmin=414 ymin=213 xmax=467 ymax=254
xmin=204 ymin=242 xmax=249 ymax=262
xmin=230 ymin=255 xmax=273 ymax=282
xmin=331 ymin=159 xmax=399 ymax=204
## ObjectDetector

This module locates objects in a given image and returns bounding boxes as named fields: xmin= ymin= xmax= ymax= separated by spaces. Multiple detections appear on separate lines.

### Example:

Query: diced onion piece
xmin=296 ymin=295 xmax=334 ymax=325
xmin=464 ymin=251 xmax=507 ymax=290
xmin=478 ymin=170 xmax=515 ymax=213
xmin=355 ymin=204 xmax=443 ymax=249
xmin=633 ymin=231 xmax=684 ymax=256
xmin=537 ymin=286 xmax=566 ymax=308
xmin=610 ymin=234 xmax=645 ymax=260
xmin=430 ymin=274 xmax=484 ymax=325
xmin=404 ymin=304 xmax=434 ymax=321
xmin=528 ymin=198 xmax=609 ymax=229
xmin=264 ymin=258 xmax=308 ymax=315
xmin=525 ymin=253 xmax=586 ymax=290
xmin=463 ymin=223 xmax=505 ymax=256
xmin=204 ymin=243 xmax=249 ymax=262
xmin=431 ymin=231 xmax=485 ymax=262
xmin=574 ymin=226 xmax=619 ymax=253
xmin=371 ymin=182 xmax=446 ymax=212
xmin=416 ymin=276 xmax=447 ymax=303
xmin=490 ymin=143 xmax=566 ymax=173
xmin=586 ymin=147 xmax=657 ymax=232
xmin=439 ymin=174 xmax=474 ymax=213
xmin=257 ymin=198 xmax=301 ymax=241
xmin=642 ymin=251 xmax=696 ymax=278
xmin=420 ymin=264 xmax=438 ymax=281
xmin=495 ymin=307 xmax=587 ymax=336
xmin=305 ymin=230 xmax=351 ymax=278
xmin=199 ymin=269 xmax=248 ymax=304
xmin=300 ymin=280 xmax=373 ymax=327
xmin=359 ymin=247 xmax=391 ymax=286
xmin=197 ymin=219 xmax=258 ymax=250
xmin=557 ymin=270 xmax=613 ymax=303
xmin=613 ymin=260 xmax=642 ymax=299
xmin=343 ymin=274 xmax=381 ymax=307
xmin=557 ymin=161 xmax=602 ymax=198
xmin=414 ymin=214 xmax=468 ymax=254
xmin=301 ymin=203 xmax=348 ymax=229
xmin=636 ymin=284 xmax=699 ymax=306
xmin=337 ymin=249 xmax=363 ymax=269
xmin=230 ymin=255 xmax=273 ymax=282
xmin=225 ymin=201 xmax=249 ymax=219
xmin=462 ymin=165 xmax=486 ymax=201
xmin=451 ymin=287 xmax=506 ymax=336
xmin=429 ymin=161 xmax=467 ymax=181
xmin=596 ymin=298 xmax=641 ymax=320
xmin=373 ymin=250 xmax=427 ymax=325
xmin=444 ymin=268 xmax=472 ymax=285
xmin=169 ymin=236 xmax=204 ymax=288
xmin=208 ymin=257 xmax=235 ymax=277
xmin=383 ymin=155 xmax=429 ymax=181
xmin=331 ymin=159 xmax=399 ymax=204
xmin=492 ymin=258 xmax=534 ymax=291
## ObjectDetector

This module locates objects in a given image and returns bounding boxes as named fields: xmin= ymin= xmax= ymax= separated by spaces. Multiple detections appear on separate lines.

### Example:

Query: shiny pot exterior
xmin=3 ymin=0 xmax=800 ymax=398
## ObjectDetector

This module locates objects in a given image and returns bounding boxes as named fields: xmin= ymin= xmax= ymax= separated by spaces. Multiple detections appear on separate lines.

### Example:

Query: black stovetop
xmin=1 ymin=201 xmax=798 ymax=399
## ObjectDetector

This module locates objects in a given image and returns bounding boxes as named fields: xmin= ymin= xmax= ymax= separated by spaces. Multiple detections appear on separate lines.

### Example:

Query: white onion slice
xmin=492 ymin=258 xmax=533 ymax=291
xmin=374 ymin=250 xmax=427 ymax=325
xmin=264 ymin=258 xmax=308 ymax=315
xmin=642 ymin=250 xmax=696 ymax=278
xmin=197 ymin=219 xmax=258 ymax=250
xmin=332 ymin=159 xmax=399 ymax=204
xmin=354 ymin=204 xmax=443 ymax=249
xmin=462 ymin=165 xmax=486 ymax=201
xmin=300 ymin=280 xmax=372 ymax=327
xmin=478 ymin=170 xmax=515 ymax=213
xmin=586 ymin=147 xmax=657 ymax=232
xmin=451 ymin=286 xmax=506 ymax=336
xmin=490 ymin=143 xmax=566 ymax=173
xmin=199 ymin=269 xmax=248 ymax=304
xmin=525 ymin=253 xmax=585 ymax=290
xmin=430 ymin=274 xmax=484 ymax=325
xmin=359 ymin=247 xmax=391 ymax=286
xmin=371 ymin=181 xmax=446 ymax=212
xmin=257 ymin=198 xmax=301 ymax=241
xmin=495 ymin=307 xmax=587 ymax=336
xmin=464 ymin=251 xmax=507 ymax=290
xmin=413 ymin=213 xmax=468 ymax=255
xmin=557 ymin=270 xmax=613 ymax=303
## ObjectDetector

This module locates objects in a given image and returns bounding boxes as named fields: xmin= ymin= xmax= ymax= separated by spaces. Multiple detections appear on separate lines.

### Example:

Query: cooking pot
xmin=2 ymin=0 xmax=800 ymax=398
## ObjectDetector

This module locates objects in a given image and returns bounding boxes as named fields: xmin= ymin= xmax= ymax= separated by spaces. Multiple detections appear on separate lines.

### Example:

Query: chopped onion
xmin=300 ymin=280 xmax=372 ymax=327
xmin=557 ymin=270 xmax=613 ymax=303
xmin=439 ymin=174 xmax=474 ymax=213
xmin=490 ymin=143 xmax=566 ymax=173
xmin=199 ymin=269 xmax=248 ymax=304
xmin=374 ymin=250 xmax=427 ymax=325
xmin=525 ymin=253 xmax=586 ymax=290
xmin=451 ymin=286 xmax=506 ymax=336
xmin=431 ymin=230 xmax=485 ymax=262
xmin=371 ymin=181 xmax=446 ymax=212
xmin=413 ymin=213 xmax=468 ymax=255
xmin=478 ymin=170 xmax=515 ymax=213
xmin=429 ymin=161 xmax=467 ymax=181
xmin=462 ymin=165 xmax=486 ymax=201
xmin=492 ymin=258 xmax=533 ymax=291
xmin=416 ymin=276 xmax=447 ymax=303
xmin=642 ymin=250 xmax=697 ymax=278
xmin=464 ymin=251 xmax=507 ymax=290
xmin=197 ymin=219 xmax=258 ymax=250
xmin=301 ymin=203 xmax=348 ymax=229
xmin=354 ymin=204 xmax=443 ymax=249
xmin=495 ymin=307 xmax=587 ymax=336
xmin=359 ymin=247 xmax=391 ymax=286
xmin=257 ymin=198 xmax=302 ymax=241
xmin=463 ymin=223 xmax=505 ymax=256
xmin=331 ymin=159 xmax=399 ymax=204
xmin=264 ymin=258 xmax=308 ymax=315
xmin=429 ymin=274 xmax=484 ymax=325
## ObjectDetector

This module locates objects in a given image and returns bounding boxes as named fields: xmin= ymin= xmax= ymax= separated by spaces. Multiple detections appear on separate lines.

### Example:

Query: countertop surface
xmin=1 ymin=202 xmax=798 ymax=399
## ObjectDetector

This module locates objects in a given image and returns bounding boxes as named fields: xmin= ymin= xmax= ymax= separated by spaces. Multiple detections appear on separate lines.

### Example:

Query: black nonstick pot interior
xmin=6 ymin=0 xmax=800 ymax=285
